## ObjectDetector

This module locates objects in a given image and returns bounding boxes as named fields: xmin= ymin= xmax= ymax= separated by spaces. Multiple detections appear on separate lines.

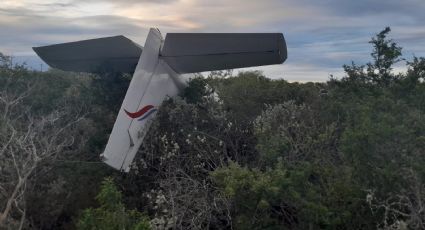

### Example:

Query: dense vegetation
xmin=0 ymin=28 xmax=424 ymax=229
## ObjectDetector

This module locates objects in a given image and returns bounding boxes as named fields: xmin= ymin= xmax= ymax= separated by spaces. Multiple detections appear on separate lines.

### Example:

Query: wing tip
xmin=32 ymin=46 xmax=55 ymax=69
xmin=277 ymin=33 xmax=288 ymax=64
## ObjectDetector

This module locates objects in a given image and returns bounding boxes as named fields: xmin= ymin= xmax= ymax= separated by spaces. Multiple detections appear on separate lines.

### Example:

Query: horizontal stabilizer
xmin=160 ymin=33 xmax=286 ymax=73
xmin=33 ymin=36 xmax=142 ymax=73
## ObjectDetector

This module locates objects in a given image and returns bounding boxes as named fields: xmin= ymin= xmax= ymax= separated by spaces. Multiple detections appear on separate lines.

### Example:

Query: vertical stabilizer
xmin=102 ymin=29 xmax=186 ymax=171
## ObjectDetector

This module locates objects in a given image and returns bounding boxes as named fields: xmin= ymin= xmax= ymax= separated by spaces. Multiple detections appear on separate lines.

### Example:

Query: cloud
xmin=1 ymin=0 xmax=425 ymax=81
xmin=239 ymin=63 xmax=344 ymax=82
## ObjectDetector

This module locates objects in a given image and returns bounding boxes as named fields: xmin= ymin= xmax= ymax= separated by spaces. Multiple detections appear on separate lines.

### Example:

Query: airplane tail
xmin=33 ymin=28 xmax=287 ymax=172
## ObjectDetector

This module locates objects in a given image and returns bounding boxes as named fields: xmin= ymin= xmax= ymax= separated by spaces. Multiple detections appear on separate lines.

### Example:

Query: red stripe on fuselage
xmin=124 ymin=105 xmax=154 ymax=119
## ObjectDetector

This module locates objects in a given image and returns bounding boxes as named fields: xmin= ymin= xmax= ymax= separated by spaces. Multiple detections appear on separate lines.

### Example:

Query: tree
xmin=0 ymin=53 xmax=92 ymax=229
xmin=342 ymin=27 xmax=403 ymax=86
xmin=0 ymin=72 xmax=84 ymax=229
xmin=369 ymin=27 xmax=403 ymax=80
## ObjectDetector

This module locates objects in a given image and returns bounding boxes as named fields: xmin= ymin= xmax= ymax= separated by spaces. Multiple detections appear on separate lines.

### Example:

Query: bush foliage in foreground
xmin=77 ymin=178 xmax=150 ymax=230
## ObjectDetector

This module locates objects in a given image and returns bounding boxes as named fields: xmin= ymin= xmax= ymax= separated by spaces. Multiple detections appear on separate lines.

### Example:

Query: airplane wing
xmin=33 ymin=36 xmax=142 ymax=73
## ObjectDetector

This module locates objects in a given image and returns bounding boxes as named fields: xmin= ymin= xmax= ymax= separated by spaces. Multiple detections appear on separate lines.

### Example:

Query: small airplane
xmin=33 ymin=28 xmax=287 ymax=172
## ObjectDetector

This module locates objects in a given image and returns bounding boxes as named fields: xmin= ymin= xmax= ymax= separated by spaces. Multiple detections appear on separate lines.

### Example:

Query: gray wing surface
xmin=160 ymin=33 xmax=287 ymax=73
xmin=33 ymin=36 xmax=142 ymax=73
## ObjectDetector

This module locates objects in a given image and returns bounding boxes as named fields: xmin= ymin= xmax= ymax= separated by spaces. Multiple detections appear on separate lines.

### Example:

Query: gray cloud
xmin=71 ymin=0 xmax=177 ymax=5
xmin=0 ymin=7 xmax=148 ymax=54
xmin=293 ymin=0 xmax=425 ymax=21
xmin=36 ymin=3 xmax=76 ymax=8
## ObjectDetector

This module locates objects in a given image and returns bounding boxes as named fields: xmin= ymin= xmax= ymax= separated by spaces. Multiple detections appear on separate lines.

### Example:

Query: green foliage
xmin=89 ymin=71 xmax=131 ymax=112
xmin=181 ymin=75 xmax=210 ymax=104
xmin=254 ymin=101 xmax=337 ymax=166
xmin=77 ymin=178 xmax=150 ymax=230
xmin=212 ymin=161 xmax=364 ymax=229
xmin=207 ymin=71 xmax=319 ymax=121
xmin=209 ymin=27 xmax=425 ymax=229
xmin=1 ymin=27 xmax=425 ymax=229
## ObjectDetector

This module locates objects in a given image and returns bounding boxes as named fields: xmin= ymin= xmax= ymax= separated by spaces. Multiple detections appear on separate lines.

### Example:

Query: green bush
xmin=76 ymin=178 xmax=150 ymax=230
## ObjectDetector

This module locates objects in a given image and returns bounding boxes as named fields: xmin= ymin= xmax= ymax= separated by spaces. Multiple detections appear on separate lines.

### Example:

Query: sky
xmin=1 ymin=0 xmax=424 ymax=82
